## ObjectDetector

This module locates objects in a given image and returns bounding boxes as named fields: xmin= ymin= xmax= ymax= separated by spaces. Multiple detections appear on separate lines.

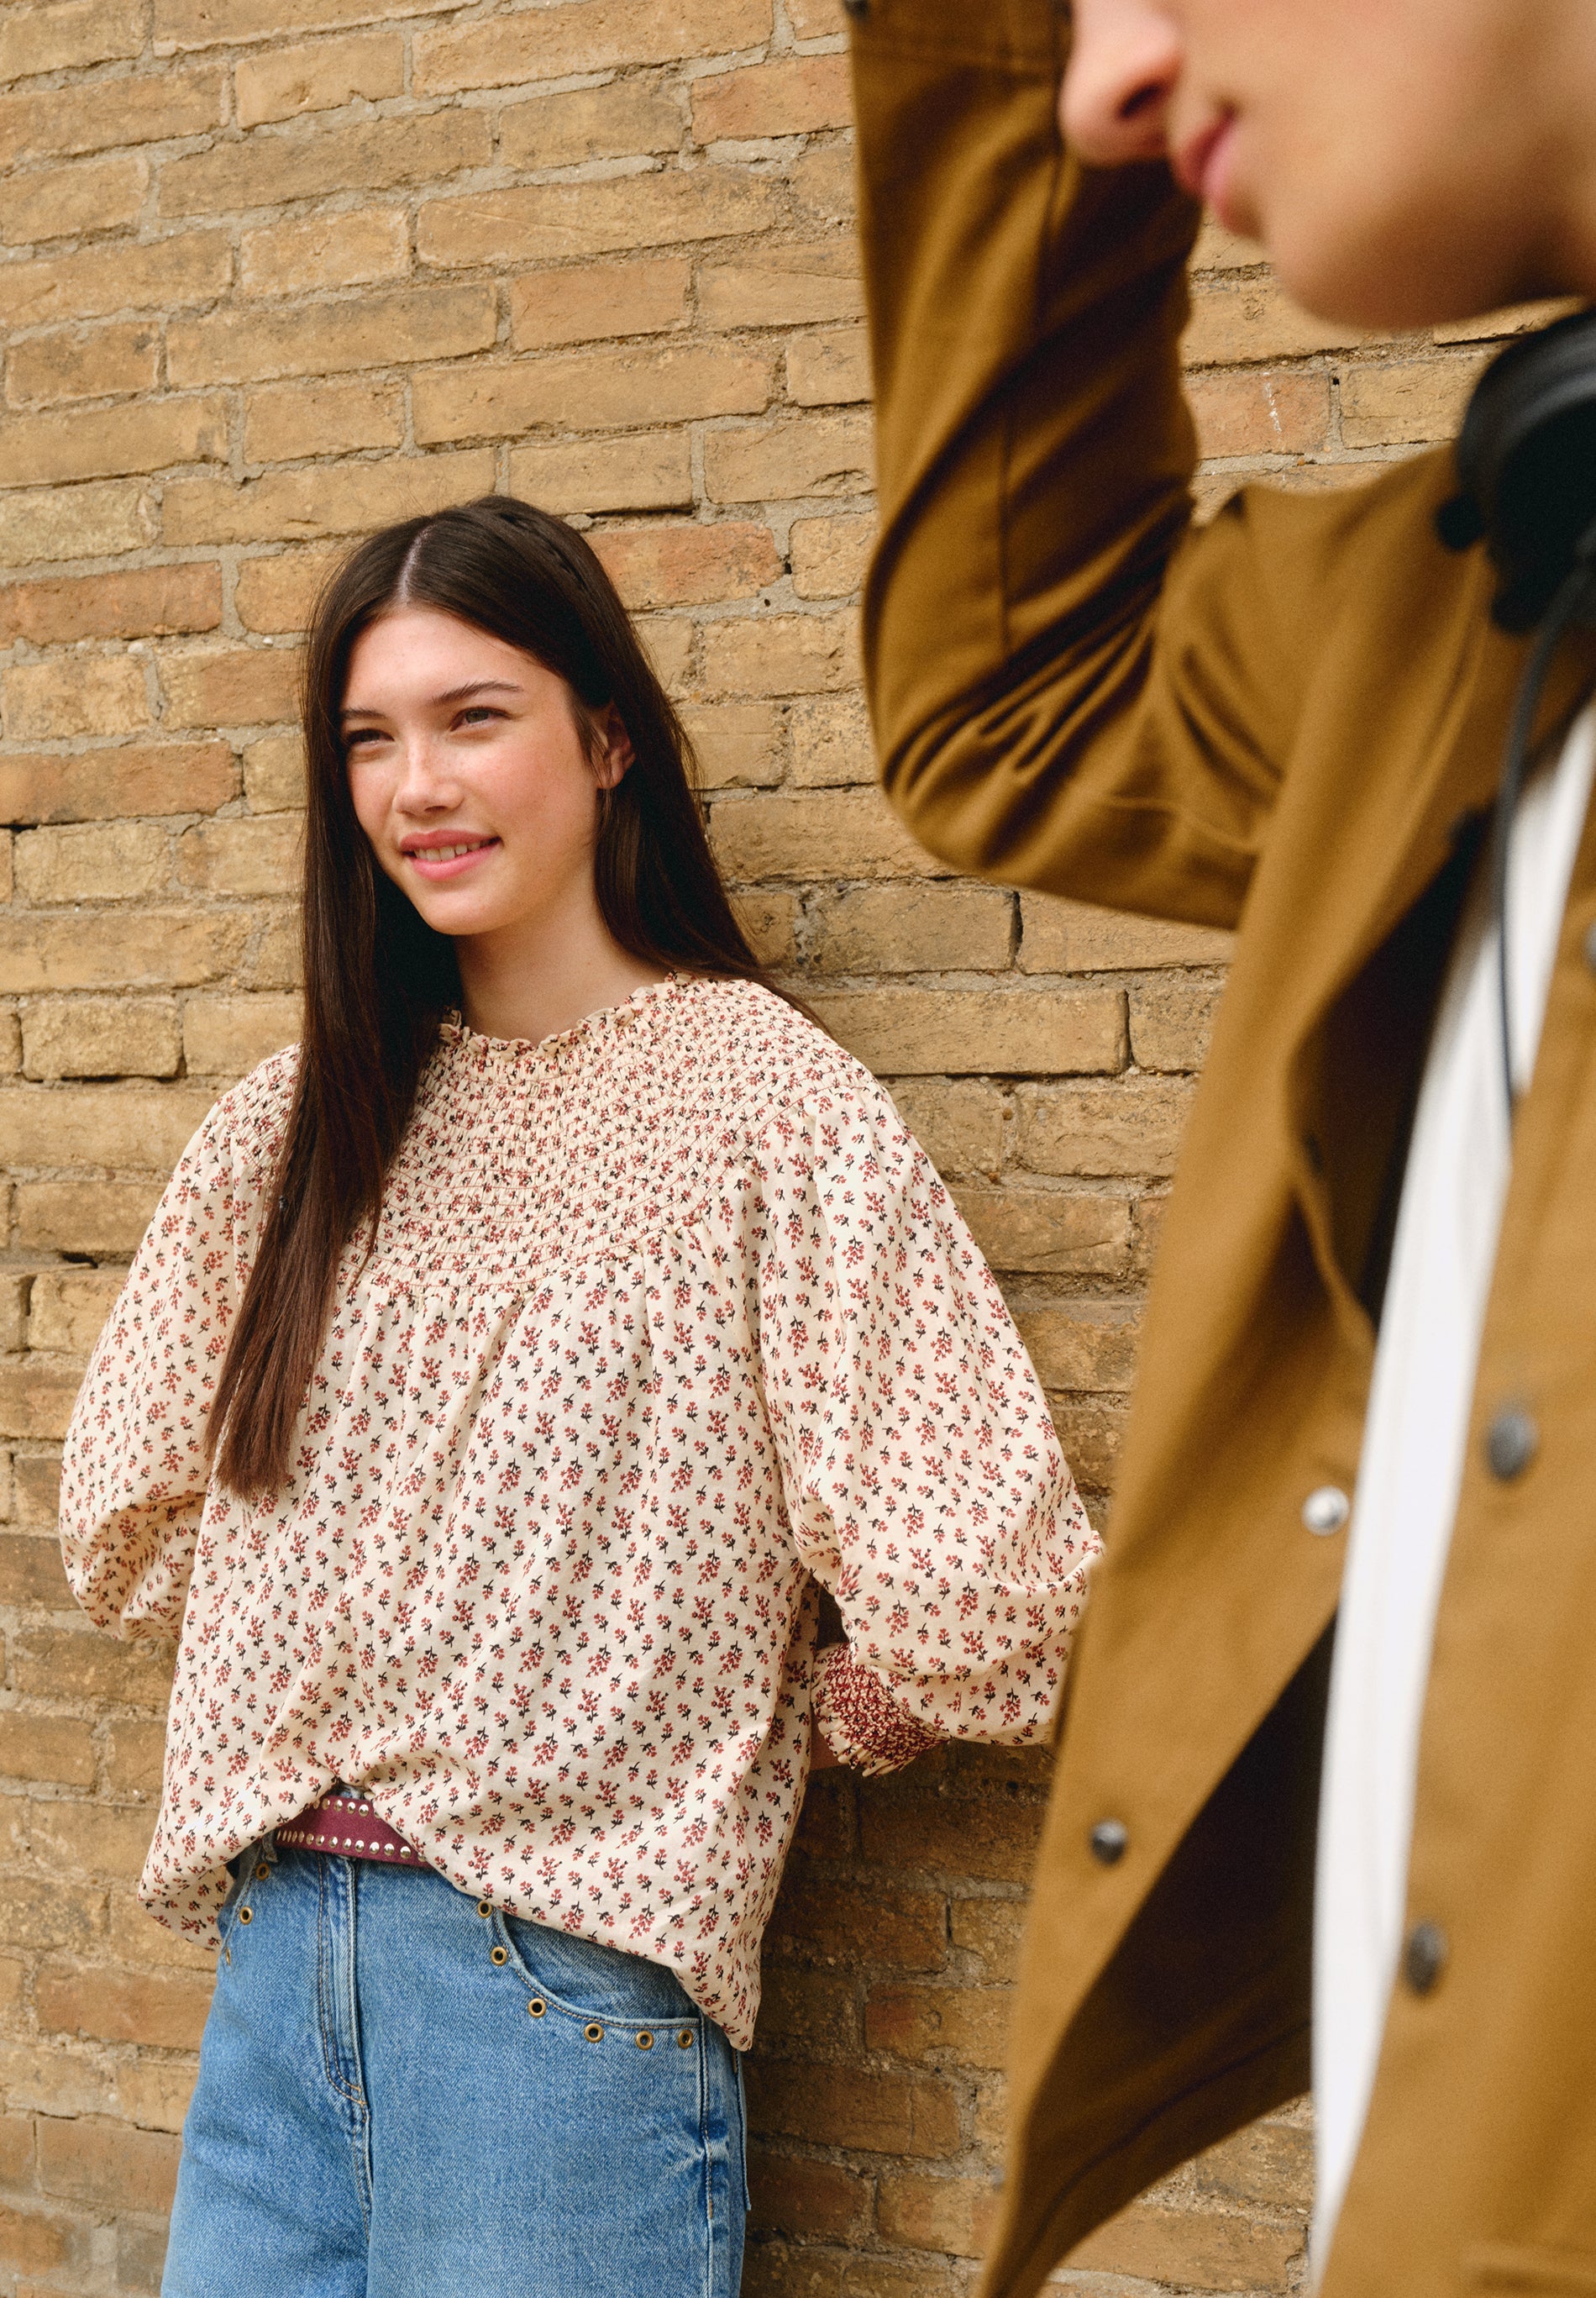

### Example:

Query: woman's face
xmin=342 ymin=607 xmax=633 ymax=947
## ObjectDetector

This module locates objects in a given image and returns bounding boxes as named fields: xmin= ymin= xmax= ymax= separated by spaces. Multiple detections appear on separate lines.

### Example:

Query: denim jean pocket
xmin=494 ymin=1911 xmax=701 ymax=2036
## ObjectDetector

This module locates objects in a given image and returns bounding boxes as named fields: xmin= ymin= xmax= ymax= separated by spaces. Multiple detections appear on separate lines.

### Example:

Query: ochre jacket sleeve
xmin=853 ymin=0 xmax=1367 ymax=929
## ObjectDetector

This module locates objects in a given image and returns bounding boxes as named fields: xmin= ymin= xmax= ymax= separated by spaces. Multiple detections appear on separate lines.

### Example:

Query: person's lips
xmin=1173 ymin=112 xmax=1238 ymax=211
xmin=399 ymin=833 xmax=501 ymax=881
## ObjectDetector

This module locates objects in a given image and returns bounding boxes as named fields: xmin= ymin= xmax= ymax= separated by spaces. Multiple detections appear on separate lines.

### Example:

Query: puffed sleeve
xmin=752 ymin=1081 xmax=1100 ymax=1774
xmin=57 ymin=1053 xmax=291 ymax=1641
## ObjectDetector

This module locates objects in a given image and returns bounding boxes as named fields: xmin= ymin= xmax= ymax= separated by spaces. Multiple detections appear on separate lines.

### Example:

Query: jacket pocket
xmin=1467 ymin=2247 xmax=1596 ymax=2292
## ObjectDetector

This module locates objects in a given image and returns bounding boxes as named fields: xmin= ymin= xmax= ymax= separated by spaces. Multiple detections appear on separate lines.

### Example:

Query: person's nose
xmin=1058 ymin=0 xmax=1183 ymax=167
xmin=391 ymin=734 xmax=464 ymax=815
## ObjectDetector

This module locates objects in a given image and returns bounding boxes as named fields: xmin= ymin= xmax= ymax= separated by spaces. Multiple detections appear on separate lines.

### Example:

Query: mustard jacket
xmin=849 ymin=6 xmax=1596 ymax=2295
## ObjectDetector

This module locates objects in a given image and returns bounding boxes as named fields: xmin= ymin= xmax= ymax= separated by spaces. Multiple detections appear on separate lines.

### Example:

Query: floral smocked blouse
xmin=60 ymin=975 xmax=1097 ymax=2045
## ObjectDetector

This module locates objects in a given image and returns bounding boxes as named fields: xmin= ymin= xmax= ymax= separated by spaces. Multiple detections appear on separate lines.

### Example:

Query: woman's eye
xmin=456 ymin=707 xmax=502 ymax=728
xmin=344 ymin=727 xmax=386 ymax=750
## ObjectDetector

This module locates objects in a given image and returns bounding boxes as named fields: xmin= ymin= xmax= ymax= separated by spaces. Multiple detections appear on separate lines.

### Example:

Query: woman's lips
xmin=1173 ymin=113 xmax=1239 ymax=215
xmin=402 ymin=836 xmax=501 ymax=882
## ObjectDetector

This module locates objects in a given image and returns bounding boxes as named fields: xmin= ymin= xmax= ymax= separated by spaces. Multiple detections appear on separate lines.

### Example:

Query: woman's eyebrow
xmin=340 ymin=678 xmax=525 ymax=720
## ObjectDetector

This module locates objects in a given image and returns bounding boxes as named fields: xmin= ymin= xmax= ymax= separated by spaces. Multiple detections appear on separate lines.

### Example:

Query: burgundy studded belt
xmin=276 ymin=1786 xmax=425 ymax=1867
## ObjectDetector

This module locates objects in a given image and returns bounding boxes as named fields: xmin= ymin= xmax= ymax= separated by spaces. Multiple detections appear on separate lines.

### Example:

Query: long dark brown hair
xmin=210 ymin=495 xmax=767 ymax=1496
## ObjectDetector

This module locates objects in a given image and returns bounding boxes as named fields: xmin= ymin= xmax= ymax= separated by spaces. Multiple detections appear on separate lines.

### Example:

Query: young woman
xmin=59 ymin=496 xmax=1098 ymax=2298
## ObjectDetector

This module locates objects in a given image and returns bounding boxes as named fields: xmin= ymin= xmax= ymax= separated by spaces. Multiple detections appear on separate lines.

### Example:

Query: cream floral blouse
xmin=60 ymin=975 xmax=1097 ymax=2044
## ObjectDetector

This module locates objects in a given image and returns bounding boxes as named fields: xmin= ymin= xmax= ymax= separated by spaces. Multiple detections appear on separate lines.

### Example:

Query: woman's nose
xmin=1058 ymin=0 xmax=1183 ymax=167
xmin=391 ymin=738 xmax=461 ymax=811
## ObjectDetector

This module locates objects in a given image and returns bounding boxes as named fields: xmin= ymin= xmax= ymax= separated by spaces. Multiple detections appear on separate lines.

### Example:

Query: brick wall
xmin=0 ymin=4 xmax=1550 ymax=2293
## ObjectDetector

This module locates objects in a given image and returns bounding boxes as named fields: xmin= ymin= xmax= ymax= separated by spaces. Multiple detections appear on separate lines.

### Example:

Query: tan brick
xmin=11 ymin=1625 xmax=176 ymax=1706
xmin=748 ymin=2150 xmax=874 ymax=2244
xmin=1187 ymin=367 xmax=1331 ymax=461
xmin=242 ymin=904 xmax=303 ymax=989
xmin=415 ymin=0 xmax=771 ymax=95
xmin=243 ymin=731 xmax=307 ymax=811
xmin=789 ymin=692 xmax=872 ymax=786
xmin=36 ymin=2115 xmax=181 ymax=2216
xmin=0 ymin=1086 xmax=213 ymax=1174
xmin=634 ymin=613 xmax=694 ymax=694
xmin=158 ymin=109 xmax=490 ymax=218
xmin=0 ymin=229 xmax=232 ymax=332
xmin=1194 ymin=2117 xmax=1314 ymax=2213
xmin=115 ymin=2059 xmax=201 ymax=2137
xmin=1184 ymin=278 xmax=1365 ymax=367
xmin=154 ymin=0 xmax=454 ymax=45
xmin=866 ymin=1984 xmax=1010 ymax=2071
xmin=814 ymin=987 xmax=1126 ymax=1076
xmin=745 ymin=2059 xmax=958 ymax=2159
xmin=788 ymin=143 xmax=857 ymax=234
xmin=102 ymin=1717 xmax=166 ymax=1799
xmin=1013 ymin=1301 xmax=1141 ymax=1394
xmin=0 ymin=1344 xmax=83 ymax=1439
xmin=240 ymin=204 xmax=410 ymax=298
xmin=414 ymin=342 xmax=769 ymax=445
xmin=500 ymin=82 xmax=682 ymax=172
xmin=698 ymin=240 xmax=863 ymax=331
xmin=767 ymin=1868 xmax=944 ymax=1968
xmin=0 ymin=2201 xmax=81 ymax=2278
xmin=12 ymin=1447 xmax=66 ymax=1522
xmin=730 ymin=890 xmax=797 ymax=968
xmin=178 ymin=814 xmax=302 ymax=896
xmin=0 ymin=0 xmax=145 ymax=82
xmin=236 ymin=29 xmax=404 ymax=128
xmin=0 ymin=1270 xmax=32 ymax=1353
xmin=4 ymin=657 xmax=146 ymax=744
xmin=18 ymin=1796 xmax=157 ymax=1881
xmin=27 ymin=1268 xmax=127 ymax=1353
xmin=0 ymin=912 xmax=244 ymax=993
xmin=808 ymin=886 xmax=1012 ymax=975
xmin=948 ymin=1897 xmax=1027 ymax=1981
xmin=710 ymin=786 xmax=935 ymax=882
xmin=0 ymin=66 xmax=223 ymax=171
xmin=1130 ymin=977 xmax=1223 ymax=1072
xmin=0 ymin=564 xmax=221 ymax=647
xmin=160 ymin=644 xmax=300 ymax=729
xmin=948 ymin=1184 xmax=1132 ymax=1276
xmin=5 ymin=322 xmax=160 ymax=411
xmin=509 ymin=256 xmax=690 ymax=353
xmin=235 ymin=549 xmax=339 ymax=635
xmin=0 ymin=477 xmax=155 ymax=567
xmin=183 ymin=991 xmax=300 ymax=1075
xmin=38 ymin=1962 xmax=211 ymax=2050
xmin=417 ymin=171 xmax=780 ymax=270
xmin=108 ymin=1886 xmax=213 ymax=1969
xmin=705 ymin=411 xmax=873 ymax=503
xmin=701 ymin=612 xmax=857 ymax=698
xmin=790 ymin=512 xmax=872 ymax=599
xmin=244 ymin=376 xmax=405 ymax=465
xmin=1047 ymin=1392 xmax=1129 ymax=1487
xmin=1018 ymin=896 xmax=1235 ymax=973
xmin=693 ymin=53 xmax=851 ymax=144
xmin=0 ymin=1528 xmax=74 ymax=1606
xmin=1068 ymin=2200 xmax=1303 ymax=2290
xmin=1433 ymin=297 xmax=1575 ymax=344
xmin=507 ymin=432 xmax=692 ymax=517
xmin=169 ymin=281 xmax=496 ymax=388
xmin=885 ymin=1080 xmax=1005 ymax=1179
xmin=22 ymin=997 xmax=181 ymax=1081
xmin=861 ymin=1785 xmax=1045 ymax=1883
xmin=2 ymin=391 xmax=228 ymax=492
xmin=1016 ymin=1077 xmax=1196 ymax=1178
xmin=679 ymin=702 xmax=780 ymax=790
xmin=163 ymin=446 xmax=496 ymax=545
xmin=877 ymin=2170 xmax=997 ymax=2259
xmin=0 ymin=1713 xmax=96 ymax=1789
xmin=0 ymin=742 xmax=237 ymax=825
xmin=1 ymin=152 xmax=147 ymax=246
xmin=15 ymin=1180 xmax=162 ymax=1251
xmin=1339 ymin=355 xmax=1484 ymax=449
xmin=591 ymin=522 xmax=780 ymax=612
xmin=755 ymin=1966 xmax=858 ymax=2053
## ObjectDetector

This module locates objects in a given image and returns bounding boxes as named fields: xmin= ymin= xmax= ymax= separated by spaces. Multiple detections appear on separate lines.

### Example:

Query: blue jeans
xmin=162 ymin=1844 xmax=748 ymax=2297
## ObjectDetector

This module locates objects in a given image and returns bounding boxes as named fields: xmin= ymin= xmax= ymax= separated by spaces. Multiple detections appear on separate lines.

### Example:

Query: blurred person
xmin=59 ymin=496 xmax=1097 ymax=2298
xmin=846 ymin=0 xmax=1596 ymax=2292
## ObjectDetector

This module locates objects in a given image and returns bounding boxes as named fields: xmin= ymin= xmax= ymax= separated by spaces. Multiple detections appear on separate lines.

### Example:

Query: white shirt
xmin=1310 ymin=702 xmax=1596 ymax=2275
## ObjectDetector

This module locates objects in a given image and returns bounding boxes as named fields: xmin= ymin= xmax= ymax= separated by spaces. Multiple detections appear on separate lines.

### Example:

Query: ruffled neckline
xmin=436 ymin=971 xmax=705 ymax=1064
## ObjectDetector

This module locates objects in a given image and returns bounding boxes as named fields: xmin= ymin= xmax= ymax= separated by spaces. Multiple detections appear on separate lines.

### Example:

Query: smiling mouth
xmin=401 ymin=835 xmax=501 ymax=876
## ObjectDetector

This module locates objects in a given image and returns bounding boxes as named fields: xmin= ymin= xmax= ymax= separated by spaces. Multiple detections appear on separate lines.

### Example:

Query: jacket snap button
xmin=1301 ymin=1486 xmax=1350 ymax=1536
xmin=1089 ymin=1819 xmax=1128 ymax=1865
xmin=1485 ymin=1407 xmax=1536 ymax=1480
xmin=1402 ymin=1918 xmax=1448 ymax=1995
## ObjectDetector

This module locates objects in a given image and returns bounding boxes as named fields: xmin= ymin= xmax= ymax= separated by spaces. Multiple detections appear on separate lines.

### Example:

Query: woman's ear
xmin=592 ymin=702 xmax=635 ymax=791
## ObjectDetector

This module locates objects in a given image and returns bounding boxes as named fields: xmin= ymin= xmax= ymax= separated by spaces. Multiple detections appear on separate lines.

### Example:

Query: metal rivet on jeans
xmin=528 ymin=1999 xmax=547 ymax=2018
xmin=584 ymin=2022 xmax=604 ymax=2043
xmin=255 ymin=1864 xmax=270 ymax=1880
xmin=491 ymin=1945 xmax=507 ymax=1967
xmin=238 ymin=1906 xmax=253 ymax=1923
xmin=637 ymin=2031 xmax=654 ymax=2049
xmin=677 ymin=2028 xmax=695 ymax=2049
xmin=476 ymin=1900 xmax=492 ymax=1918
